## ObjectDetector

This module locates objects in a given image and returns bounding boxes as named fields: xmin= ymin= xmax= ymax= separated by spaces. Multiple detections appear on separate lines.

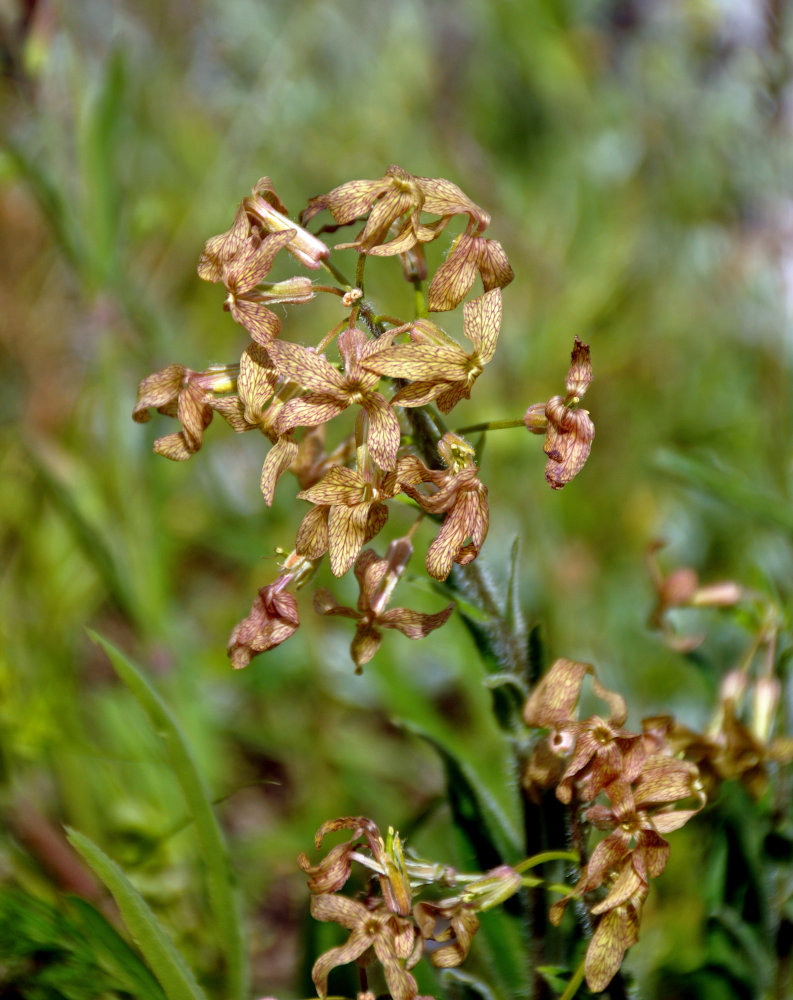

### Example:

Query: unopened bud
xmin=659 ymin=568 xmax=699 ymax=608
xmin=400 ymin=243 xmax=428 ymax=282
xmin=245 ymin=194 xmax=329 ymax=269
xmin=464 ymin=865 xmax=521 ymax=911
xmin=720 ymin=669 xmax=749 ymax=704
xmin=523 ymin=402 xmax=547 ymax=434
xmin=257 ymin=277 xmax=315 ymax=304
xmin=691 ymin=581 xmax=743 ymax=607
xmin=751 ymin=676 xmax=780 ymax=744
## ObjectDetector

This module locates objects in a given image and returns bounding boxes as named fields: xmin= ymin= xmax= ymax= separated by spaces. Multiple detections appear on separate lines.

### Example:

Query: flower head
xmin=227 ymin=573 xmax=300 ymax=668
xmin=427 ymin=233 xmax=513 ymax=312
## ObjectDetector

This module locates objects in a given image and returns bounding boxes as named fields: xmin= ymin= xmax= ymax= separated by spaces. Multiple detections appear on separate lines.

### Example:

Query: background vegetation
xmin=1 ymin=1 xmax=791 ymax=997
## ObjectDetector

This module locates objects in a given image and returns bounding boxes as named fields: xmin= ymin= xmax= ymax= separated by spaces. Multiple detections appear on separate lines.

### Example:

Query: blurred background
xmin=1 ymin=0 xmax=792 ymax=997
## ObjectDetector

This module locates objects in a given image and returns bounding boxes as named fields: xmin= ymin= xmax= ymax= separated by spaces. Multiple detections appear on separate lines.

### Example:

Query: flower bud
xmin=523 ymin=402 xmax=548 ymax=434
xmin=751 ymin=676 xmax=780 ymax=744
xmin=464 ymin=865 xmax=522 ymax=911
xmin=245 ymin=194 xmax=329 ymax=269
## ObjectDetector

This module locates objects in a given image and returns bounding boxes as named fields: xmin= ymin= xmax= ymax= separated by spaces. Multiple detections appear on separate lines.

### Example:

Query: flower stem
xmin=454 ymin=417 xmax=526 ymax=435
xmin=559 ymin=958 xmax=586 ymax=1000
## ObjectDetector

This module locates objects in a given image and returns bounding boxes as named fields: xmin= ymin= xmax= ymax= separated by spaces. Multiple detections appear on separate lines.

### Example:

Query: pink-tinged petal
xmin=361 ymin=394 xmax=401 ymax=470
xmin=479 ymin=238 xmax=514 ymax=292
xmin=362 ymin=343 xmax=468 ymax=381
xmin=463 ymin=287 xmax=502 ymax=364
xmin=197 ymin=202 xmax=250 ymax=282
xmin=275 ymin=395 xmax=347 ymax=435
xmin=651 ymin=808 xmax=702 ymax=833
xmin=251 ymin=176 xmax=290 ymax=215
xmin=435 ymin=379 xmax=472 ymax=414
xmin=524 ymin=658 xmax=592 ymax=728
xmin=427 ymin=234 xmax=480 ymax=312
xmin=295 ymin=505 xmax=329 ymax=559
xmin=417 ymin=176 xmax=489 ymax=228
xmin=227 ymin=584 xmax=299 ymax=669
xmin=390 ymin=381 xmax=447 ymax=408
xmin=260 ymin=435 xmax=298 ymax=506
xmin=425 ymin=502 xmax=472 ymax=581
xmin=176 ymin=384 xmax=213 ymax=449
xmin=379 ymin=604 xmax=454 ymax=638
xmin=304 ymin=178 xmax=388 ymax=226
xmin=230 ymin=300 xmax=281 ymax=345
xmin=365 ymin=216 xmax=422 ymax=257
xmin=584 ymin=832 xmax=631 ymax=890
xmin=238 ymin=342 xmax=278 ymax=420
xmin=591 ymin=675 xmax=629 ymax=727
xmin=544 ymin=398 xmax=595 ymax=490
xmin=635 ymin=756 xmax=698 ymax=807
xmin=354 ymin=548 xmax=387 ymax=605
xmin=133 ymin=365 xmax=186 ymax=420
xmin=364 ymin=502 xmax=389 ymax=545
xmin=328 ymin=503 xmax=370 ymax=577
xmin=224 ymin=229 xmax=296 ymax=293
xmin=298 ymin=466 xmax=366 ymax=505
xmin=585 ymin=907 xmax=632 ymax=993
xmin=153 ymin=431 xmax=195 ymax=461
xmin=312 ymin=587 xmax=361 ymax=620
xmin=267 ymin=339 xmax=345 ymax=393
xmin=638 ymin=829 xmax=670 ymax=878
xmin=351 ymin=623 xmax=383 ymax=667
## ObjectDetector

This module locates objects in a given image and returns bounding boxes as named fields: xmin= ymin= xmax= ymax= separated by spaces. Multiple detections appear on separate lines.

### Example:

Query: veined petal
xmin=304 ymin=177 xmax=388 ymax=226
xmin=230 ymin=299 xmax=281 ymax=344
xmin=425 ymin=494 xmax=479 ymax=581
xmin=260 ymin=435 xmax=298 ymax=506
xmin=361 ymin=393 xmax=401 ymax=470
xmin=585 ymin=907 xmax=632 ymax=993
xmin=356 ymin=188 xmax=418 ymax=250
xmin=267 ymin=339 xmax=345 ymax=393
xmin=417 ymin=176 xmax=489 ymax=229
xmin=435 ymin=379 xmax=472 ymax=414
xmin=224 ymin=229 xmax=295 ymax=293
xmin=275 ymin=395 xmax=347 ymax=435
xmin=238 ymin=342 xmax=278 ymax=421
xmin=298 ymin=466 xmax=366 ymax=505
xmin=351 ymin=623 xmax=383 ymax=667
xmin=295 ymin=505 xmax=329 ymax=559
xmin=523 ymin=657 xmax=592 ymax=728
xmin=365 ymin=216 xmax=421 ymax=257
xmin=379 ymin=604 xmax=454 ymax=638
xmin=312 ymin=587 xmax=361 ymax=620
xmin=427 ymin=234 xmax=480 ymax=312
xmin=463 ymin=287 xmax=502 ymax=363
xmin=329 ymin=503 xmax=370 ymax=577
xmin=362 ymin=343 xmax=468 ymax=381
xmin=390 ymin=380 xmax=447 ymax=408
xmin=154 ymin=431 xmax=194 ymax=461
xmin=133 ymin=364 xmax=186 ymax=419
xmin=479 ymin=238 xmax=514 ymax=292
xmin=311 ymin=927 xmax=373 ymax=999
xmin=197 ymin=202 xmax=249 ymax=282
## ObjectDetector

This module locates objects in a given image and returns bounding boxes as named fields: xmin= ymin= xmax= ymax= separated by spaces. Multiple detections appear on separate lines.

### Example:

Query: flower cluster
xmin=523 ymin=658 xmax=705 ymax=992
xmin=133 ymin=168 xmax=594 ymax=669
xmin=297 ymin=816 xmax=521 ymax=1000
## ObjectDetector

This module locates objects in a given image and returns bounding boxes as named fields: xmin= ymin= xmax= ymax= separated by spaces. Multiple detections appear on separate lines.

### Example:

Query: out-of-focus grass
xmin=1 ymin=1 xmax=791 ymax=997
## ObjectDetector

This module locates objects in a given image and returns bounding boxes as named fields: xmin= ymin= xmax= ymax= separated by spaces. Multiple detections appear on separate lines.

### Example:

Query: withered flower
xmin=269 ymin=327 xmax=401 ymax=471
xmin=227 ymin=572 xmax=301 ymax=669
xmin=399 ymin=435 xmax=489 ymax=581
xmin=524 ymin=336 xmax=594 ymax=489
xmin=295 ymin=465 xmax=400 ymax=576
xmin=413 ymin=900 xmax=479 ymax=969
xmin=301 ymin=164 xmax=488 ymax=258
xmin=363 ymin=289 xmax=502 ymax=414
xmin=132 ymin=363 xmax=236 ymax=461
xmin=427 ymin=233 xmax=513 ymax=312
xmin=309 ymin=895 xmax=419 ymax=1000
xmin=245 ymin=177 xmax=330 ymax=269
xmin=313 ymin=541 xmax=454 ymax=670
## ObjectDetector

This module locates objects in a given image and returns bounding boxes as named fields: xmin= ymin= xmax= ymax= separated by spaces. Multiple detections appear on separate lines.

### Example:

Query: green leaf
xmin=67 ymin=896 xmax=166 ymax=1000
xmin=66 ymin=828 xmax=209 ymax=1000
xmin=87 ymin=630 xmax=248 ymax=1000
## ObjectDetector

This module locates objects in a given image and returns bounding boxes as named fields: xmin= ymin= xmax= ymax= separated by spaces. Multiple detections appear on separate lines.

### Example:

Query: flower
xmin=309 ymin=895 xmax=419 ymax=1000
xmin=362 ymin=289 xmax=502 ymax=414
xmin=313 ymin=541 xmax=454 ymax=670
xmin=132 ymin=363 xmax=236 ymax=461
xmin=226 ymin=573 xmax=300 ymax=668
xmin=269 ymin=326 xmax=401 ymax=471
xmin=301 ymin=164 xmax=489 ymax=258
xmin=398 ymin=435 xmax=489 ymax=580
xmin=427 ymin=233 xmax=513 ymax=312
xmin=524 ymin=336 xmax=594 ymax=489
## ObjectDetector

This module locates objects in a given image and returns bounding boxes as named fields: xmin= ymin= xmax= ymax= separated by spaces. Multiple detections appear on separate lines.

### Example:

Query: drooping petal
xmin=544 ymin=398 xmax=595 ymax=490
xmin=362 ymin=343 xmax=468 ymax=381
xmin=295 ymin=505 xmax=330 ymax=559
xmin=302 ymin=177 xmax=388 ymax=226
xmin=276 ymin=395 xmax=347 ymax=435
xmin=133 ymin=364 xmax=186 ymax=420
xmin=390 ymin=380 xmax=447 ymax=408
xmin=524 ymin=658 xmax=592 ymax=728
xmin=361 ymin=393 xmax=401 ymax=470
xmin=565 ymin=337 xmax=593 ymax=398
xmin=379 ymin=604 xmax=454 ymax=638
xmin=425 ymin=499 xmax=472 ymax=581
xmin=435 ymin=379 xmax=472 ymax=415
xmin=478 ymin=238 xmax=514 ymax=292
xmin=260 ymin=435 xmax=298 ymax=506
xmin=223 ymin=229 xmax=296 ymax=294
xmin=351 ymin=623 xmax=383 ymax=667
xmin=427 ymin=234 xmax=480 ymax=312
xmin=417 ymin=176 xmax=489 ymax=229
xmin=229 ymin=299 xmax=281 ymax=345
xmin=197 ymin=202 xmax=250 ymax=282
xmin=153 ymin=431 xmax=195 ymax=461
xmin=298 ymin=466 xmax=367 ymax=505
xmin=312 ymin=587 xmax=361 ymax=620
xmin=238 ymin=342 xmax=279 ymax=423
xmin=585 ymin=905 xmax=634 ymax=993
xmin=464 ymin=287 xmax=502 ymax=364
xmin=328 ymin=502 xmax=370 ymax=577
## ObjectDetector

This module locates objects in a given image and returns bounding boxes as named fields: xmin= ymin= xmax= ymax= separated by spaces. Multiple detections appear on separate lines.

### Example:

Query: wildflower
xmin=585 ymin=890 xmax=645 ymax=993
xmin=363 ymin=288 xmax=502 ymax=414
xmin=427 ymin=233 xmax=513 ymax=311
xmin=413 ymin=900 xmax=479 ymax=969
xmin=301 ymin=164 xmax=488 ymax=258
xmin=313 ymin=541 xmax=454 ymax=670
xmin=227 ymin=572 xmax=301 ymax=668
xmin=399 ymin=435 xmax=489 ymax=580
xmin=132 ymin=363 xmax=236 ymax=461
xmin=309 ymin=894 xmax=419 ymax=1000
xmin=269 ymin=326 xmax=401 ymax=471
xmin=524 ymin=336 xmax=594 ymax=489
xmin=222 ymin=249 xmax=315 ymax=344
xmin=295 ymin=465 xmax=400 ymax=576
xmin=246 ymin=177 xmax=330 ymax=269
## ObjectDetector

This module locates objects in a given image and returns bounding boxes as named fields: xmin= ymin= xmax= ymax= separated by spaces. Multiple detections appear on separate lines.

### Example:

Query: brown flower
xmin=309 ymin=895 xmax=419 ymax=1000
xmin=227 ymin=574 xmax=300 ymax=668
xmin=413 ymin=900 xmax=479 ymax=969
xmin=132 ymin=364 xmax=236 ymax=461
xmin=427 ymin=233 xmax=513 ymax=312
xmin=585 ymin=890 xmax=645 ymax=993
xmin=301 ymin=164 xmax=488 ymax=258
xmin=313 ymin=541 xmax=454 ymax=670
xmin=524 ymin=336 xmax=594 ymax=489
xmin=269 ymin=326 xmax=401 ymax=471
xmin=363 ymin=289 xmax=502 ymax=414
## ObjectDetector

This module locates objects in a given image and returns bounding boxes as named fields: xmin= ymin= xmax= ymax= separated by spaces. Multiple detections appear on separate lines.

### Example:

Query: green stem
xmin=320 ymin=257 xmax=352 ymax=287
xmin=455 ymin=417 xmax=526 ymax=435
xmin=559 ymin=959 xmax=586 ymax=1000
xmin=514 ymin=850 xmax=580 ymax=873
